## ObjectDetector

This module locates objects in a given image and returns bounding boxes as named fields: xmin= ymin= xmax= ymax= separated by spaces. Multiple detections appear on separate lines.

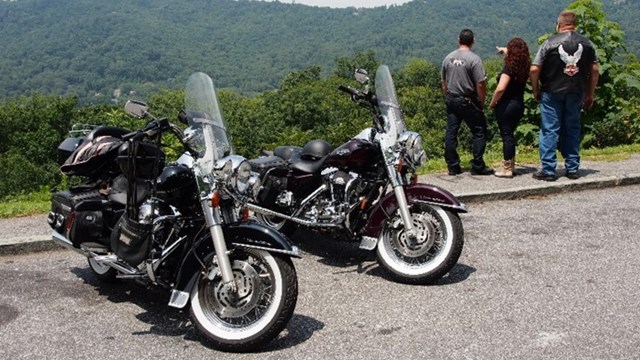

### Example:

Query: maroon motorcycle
xmin=248 ymin=65 xmax=467 ymax=284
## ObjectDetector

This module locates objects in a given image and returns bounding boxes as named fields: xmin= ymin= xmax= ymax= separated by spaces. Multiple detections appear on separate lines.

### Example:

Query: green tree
xmin=565 ymin=0 xmax=639 ymax=147
xmin=0 ymin=94 xmax=77 ymax=197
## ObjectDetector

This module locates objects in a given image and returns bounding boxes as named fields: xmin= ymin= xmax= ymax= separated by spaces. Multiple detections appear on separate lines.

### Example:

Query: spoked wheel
xmin=255 ymin=213 xmax=295 ymax=236
xmin=87 ymin=257 xmax=118 ymax=283
xmin=189 ymin=249 xmax=298 ymax=352
xmin=376 ymin=204 xmax=463 ymax=284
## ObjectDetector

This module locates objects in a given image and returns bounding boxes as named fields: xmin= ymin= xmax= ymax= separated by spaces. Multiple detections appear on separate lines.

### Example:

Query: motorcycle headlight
xmin=399 ymin=131 xmax=427 ymax=167
xmin=215 ymin=155 xmax=261 ymax=197
xmin=213 ymin=158 xmax=234 ymax=182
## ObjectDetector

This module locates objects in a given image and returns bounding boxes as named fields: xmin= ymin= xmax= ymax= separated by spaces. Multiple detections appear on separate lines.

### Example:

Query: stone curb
xmin=2 ymin=173 xmax=640 ymax=256
xmin=0 ymin=235 xmax=63 ymax=256
xmin=456 ymin=173 xmax=640 ymax=203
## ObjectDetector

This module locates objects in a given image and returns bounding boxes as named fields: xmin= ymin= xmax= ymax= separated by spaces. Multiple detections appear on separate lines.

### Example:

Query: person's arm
xmin=530 ymin=65 xmax=542 ymax=102
xmin=441 ymin=79 xmax=448 ymax=97
xmin=476 ymin=80 xmax=487 ymax=109
xmin=583 ymin=63 xmax=599 ymax=110
xmin=489 ymin=73 xmax=511 ymax=109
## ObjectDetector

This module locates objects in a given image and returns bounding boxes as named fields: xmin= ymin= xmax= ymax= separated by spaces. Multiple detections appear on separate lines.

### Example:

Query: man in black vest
xmin=530 ymin=10 xmax=599 ymax=181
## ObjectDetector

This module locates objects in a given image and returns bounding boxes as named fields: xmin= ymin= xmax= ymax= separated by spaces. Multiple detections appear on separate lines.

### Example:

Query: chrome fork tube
xmin=386 ymin=163 xmax=416 ymax=237
xmin=201 ymin=199 xmax=236 ymax=290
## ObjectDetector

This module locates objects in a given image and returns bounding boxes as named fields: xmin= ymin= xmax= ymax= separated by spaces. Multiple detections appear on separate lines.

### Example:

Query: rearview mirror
xmin=354 ymin=69 xmax=369 ymax=84
xmin=124 ymin=100 xmax=149 ymax=119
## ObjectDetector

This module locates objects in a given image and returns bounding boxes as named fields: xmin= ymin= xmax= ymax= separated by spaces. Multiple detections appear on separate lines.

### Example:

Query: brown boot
xmin=494 ymin=159 xmax=513 ymax=178
xmin=511 ymin=157 xmax=517 ymax=176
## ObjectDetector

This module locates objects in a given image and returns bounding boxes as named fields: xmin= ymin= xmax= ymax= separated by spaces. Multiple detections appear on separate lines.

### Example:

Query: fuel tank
xmin=324 ymin=138 xmax=381 ymax=173
xmin=157 ymin=164 xmax=198 ymax=211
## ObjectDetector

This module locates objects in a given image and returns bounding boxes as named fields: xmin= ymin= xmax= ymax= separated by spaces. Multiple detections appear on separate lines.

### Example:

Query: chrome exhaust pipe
xmin=247 ymin=203 xmax=341 ymax=228
xmin=92 ymin=254 xmax=139 ymax=275
xmin=53 ymin=231 xmax=143 ymax=277
xmin=51 ymin=230 xmax=89 ymax=257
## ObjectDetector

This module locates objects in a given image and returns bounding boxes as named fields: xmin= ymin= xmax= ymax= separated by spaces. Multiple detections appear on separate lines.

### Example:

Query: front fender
xmin=361 ymin=183 xmax=467 ymax=239
xmin=168 ymin=221 xmax=300 ymax=308
xmin=225 ymin=221 xmax=301 ymax=257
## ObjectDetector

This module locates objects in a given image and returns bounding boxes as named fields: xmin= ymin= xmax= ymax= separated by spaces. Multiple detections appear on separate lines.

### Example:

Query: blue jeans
xmin=539 ymin=92 xmax=583 ymax=175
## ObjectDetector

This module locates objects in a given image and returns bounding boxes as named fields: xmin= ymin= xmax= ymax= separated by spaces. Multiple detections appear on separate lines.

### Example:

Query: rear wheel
xmin=376 ymin=204 xmax=463 ymax=285
xmin=87 ymin=257 xmax=118 ymax=283
xmin=255 ymin=213 xmax=296 ymax=236
xmin=189 ymin=249 xmax=298 ymax=352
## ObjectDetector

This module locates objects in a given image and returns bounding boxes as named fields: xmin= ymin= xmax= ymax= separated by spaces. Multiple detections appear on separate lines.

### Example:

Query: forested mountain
xmin=0 ymin=0 xmax=638 ymax=104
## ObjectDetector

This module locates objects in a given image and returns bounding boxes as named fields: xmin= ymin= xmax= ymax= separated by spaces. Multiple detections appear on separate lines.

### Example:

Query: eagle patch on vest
xmin=559 ymin=43 xmax=583 ymax=77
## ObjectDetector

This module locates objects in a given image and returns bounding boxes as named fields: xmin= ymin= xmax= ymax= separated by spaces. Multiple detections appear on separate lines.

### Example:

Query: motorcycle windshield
xmin=184 ymin=72 xmax=232 ymax=175
xmin=375 ymin=65 xmax=406 ymax=142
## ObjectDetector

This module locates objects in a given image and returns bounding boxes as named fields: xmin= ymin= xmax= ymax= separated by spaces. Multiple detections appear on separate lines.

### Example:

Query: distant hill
xmin=0 ymin=0 xmax=638 ymax=104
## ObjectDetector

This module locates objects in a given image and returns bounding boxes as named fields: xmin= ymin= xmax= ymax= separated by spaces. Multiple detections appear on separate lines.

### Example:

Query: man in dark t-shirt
xmin=530 ymin=10 xmax=599 ymax=181
xmin=441 ymin=29 xmax=493 ymax=176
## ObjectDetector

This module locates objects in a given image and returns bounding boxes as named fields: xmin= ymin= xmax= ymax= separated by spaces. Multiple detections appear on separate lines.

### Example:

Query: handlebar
xmin=338 ymin=85 xmax=378 ymax=107
xmin=338 ymin=85 xmax=362 ymax=99
xmin=122 ymin=118 xmax=170 ymax=141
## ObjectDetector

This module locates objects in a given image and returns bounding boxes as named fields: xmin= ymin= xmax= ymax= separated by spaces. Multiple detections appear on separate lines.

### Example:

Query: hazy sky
xmin=263 ymin=0 xmax=414 ymax=8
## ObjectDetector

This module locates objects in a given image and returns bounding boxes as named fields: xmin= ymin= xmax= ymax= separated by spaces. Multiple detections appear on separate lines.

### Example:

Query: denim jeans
xmin=444 ymin=95 xmax=488 ymax=171
xmin=539 ymin=92 xmax=583 ymax=175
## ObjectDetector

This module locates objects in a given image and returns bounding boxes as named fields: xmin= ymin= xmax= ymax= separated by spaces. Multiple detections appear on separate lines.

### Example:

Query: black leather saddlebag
xmin=49 ymin=190 xmax=107 ymax=246
xmin=112 ymin=216 xmax=152 ymax=267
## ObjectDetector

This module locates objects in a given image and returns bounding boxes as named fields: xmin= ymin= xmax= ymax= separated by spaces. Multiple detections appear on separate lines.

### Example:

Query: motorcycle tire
xmin=254 ymin=213 xmax=296 ymax=236
xmin=87 ymin=257 xmax=118 ymax=283
xmin=189 ymin=248 xmax=298 ymax=352
xmin=376 ymin=204 xmax=463 ymax=285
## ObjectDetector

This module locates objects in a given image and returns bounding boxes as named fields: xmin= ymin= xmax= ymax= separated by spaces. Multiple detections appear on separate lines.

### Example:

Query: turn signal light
xmin=360 ymin=198 xmax=368 ymax=210
xmin=211 ymin=191 xmax=221 ymax=208
xmin=395 ymin=158 xmax=403 ymax=172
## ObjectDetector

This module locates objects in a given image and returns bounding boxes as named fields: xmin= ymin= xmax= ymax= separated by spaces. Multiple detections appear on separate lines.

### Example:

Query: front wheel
xmin=376 ymin=204 xmax=463 ymax=285
xmin=189 ymin=249 xmax=298 ymax=352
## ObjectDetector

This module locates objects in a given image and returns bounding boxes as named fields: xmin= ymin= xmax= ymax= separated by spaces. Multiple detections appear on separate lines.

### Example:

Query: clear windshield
xmin=375 ymin=65 xmax=406 ymax=143
xmin=184 ymin=72 xmax=232 ymax=175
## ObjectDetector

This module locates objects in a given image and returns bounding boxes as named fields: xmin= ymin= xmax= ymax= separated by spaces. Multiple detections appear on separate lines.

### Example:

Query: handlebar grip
xmin=338 ymin=85 xmax=360 ymax=98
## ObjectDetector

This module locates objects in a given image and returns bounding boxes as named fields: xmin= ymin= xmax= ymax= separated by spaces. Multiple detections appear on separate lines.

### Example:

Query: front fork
xmin=200 ymin=197 xmax=237 ymax=292
xmin=386 ymin=163 xmax=416 ymax=239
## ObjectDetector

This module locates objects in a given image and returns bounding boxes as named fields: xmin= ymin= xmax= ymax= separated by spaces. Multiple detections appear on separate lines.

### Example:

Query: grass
xmin=0 ymin=188 xmax=52 ymax=219
xmin=422 ymin=143 xmax=640 ymax=173
xmin=2 ymin=144 xmax=639 ymax=219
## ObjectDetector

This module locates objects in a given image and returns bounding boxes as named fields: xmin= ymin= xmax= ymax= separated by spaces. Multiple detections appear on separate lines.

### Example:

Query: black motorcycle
xmin=248 ymin=65 xmax=467 ymax=284
xmin=48 ymin=72 xmax=299 ymax=352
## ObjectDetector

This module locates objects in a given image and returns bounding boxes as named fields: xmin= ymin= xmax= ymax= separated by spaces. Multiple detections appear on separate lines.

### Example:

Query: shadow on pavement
xmin=69 ymin=265 xmax=323 ymax=352
xmin=290 ymin=230 xmax=475 ymax=286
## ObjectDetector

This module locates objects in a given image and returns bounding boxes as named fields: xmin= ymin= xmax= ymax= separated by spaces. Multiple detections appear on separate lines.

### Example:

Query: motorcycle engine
xmin=303 ymin=169 xmax=362 ymax=223
xmin=137 ymin=198 xmax=179 ymax=248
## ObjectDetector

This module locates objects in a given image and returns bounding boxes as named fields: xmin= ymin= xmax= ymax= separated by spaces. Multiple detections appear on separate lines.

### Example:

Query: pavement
xmin=2 ymin=154 xmax=640 ymax=256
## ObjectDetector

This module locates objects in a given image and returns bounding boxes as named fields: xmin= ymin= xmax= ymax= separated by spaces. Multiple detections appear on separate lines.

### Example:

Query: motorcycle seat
xmin=108 ymin=175 xmax=151 ymax=205
xmin=289 ymin=153 xmax=326 ymax=174
xmin=273 ymin=146 xmax=302 ymax=161
xmin=86 ymin=126 xmax=131 ymax=141
xmin=249 ymin=156 xmax=288 ymax=176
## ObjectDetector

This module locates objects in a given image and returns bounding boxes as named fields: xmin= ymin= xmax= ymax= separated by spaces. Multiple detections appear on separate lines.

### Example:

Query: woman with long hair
xmin=489 ymin=37 xmax=531 ymax=178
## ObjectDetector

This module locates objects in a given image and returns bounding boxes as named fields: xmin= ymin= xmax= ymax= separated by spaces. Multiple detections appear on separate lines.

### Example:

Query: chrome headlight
xmin=215 ymin=155 xmax=261 ymax=197
xmin=213 ymin=158 xmax=233 ymax=182
xmin=399 ymin=131 xmax=427 ymax=166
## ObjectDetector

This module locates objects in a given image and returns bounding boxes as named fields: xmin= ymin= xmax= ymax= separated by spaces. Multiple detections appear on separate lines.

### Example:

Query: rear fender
xmin=361 ymin=183 xmax=467 ymax=239
xmin=168 ymin=221 xmax=299 ymax=308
